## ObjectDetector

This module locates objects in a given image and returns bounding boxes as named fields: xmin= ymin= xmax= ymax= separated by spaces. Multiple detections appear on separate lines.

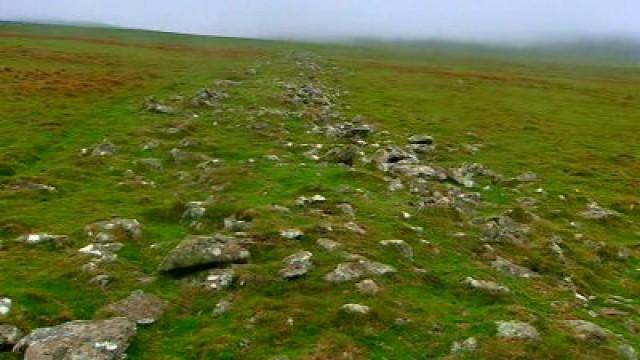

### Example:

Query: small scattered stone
xmin=145 ymin=97 xmax=175 ymax=114
xmin=618 ymin=344 xmax=638 ymax=360
xmin=580 ymin=202 xmax=618 ymax=220
xmin=280 ymin=251 xmax=313 ymax=279
xmin=463 ymin=277 xmax=510 ymax=294
xmin=182 ymin=201 xmax=208 ymax=222
xmin=280 ymin=229 xmax=304 ymax=240
xmin=78 ymin=243 xmax=123 ymax=262
xmin=496 ymin=320 xmax=539 ymax=341
xmin=336 ymin=203 xmax=355 ymax=218
xmin=85 ymin=218 xmax=142 ymax=242
xmin=0 ymin=324 xmax=23 ymax=348
xmin=90 ymin=139 xmax=117 ymax=157
xmin=516 ymin=172 xmax=538 ymax=182
xmin=341 ymin=303 xmax=370 ymax=315
xmin=101 ymin=290 xmax=167 ymax=325
xmin=134 ymin=158 xmax=163 ymax=172
xmin=316 ymin=238 xmax=342 ymax=252
xmin=90 ymin=274 xmax=112 ymax=288
xmin=356 ymin=279 xmax=381 ymax=296
xmin=388 ymin=178 xmax=404 ymax=192
xmin=295 ymin=194 xmax=326 ymax=206
xmin=481 ymin=215 xmax=529 ymax=246
xmin=224 ymin=216 xmax=251 ymax=232
xmin=451 ymin=337 xmax=478 ymax=354
xmin=0 ymin=298 xmax=11 ymax=316
xmin=379 ymin=239 xmax=413 ymax=259
xmin=15 ymin=233 xmax=68 ymax=246
xmin=561 ymin=320 xmax=609 ymax=343
xmin=344 ymin=222 xmax=366 ymax=235
xmin=491 ymin=256 xmax=539 ymax=278
xmin=213 ymin=298 xmax=232 ymax=315
xmin=201 ymin=269 xmax=235 ymax=291
xmin=158 ymin=234 xmax=250 ymax=272
xmin=408 ymin=134 xmax=434 ymax=145
xmin=325 ymin=259 xmax=396 ymax=282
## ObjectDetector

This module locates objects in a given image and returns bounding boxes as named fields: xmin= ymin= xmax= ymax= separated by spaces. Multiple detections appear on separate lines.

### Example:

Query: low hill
xmin=0 ymin=23 xmax=638 ymax=359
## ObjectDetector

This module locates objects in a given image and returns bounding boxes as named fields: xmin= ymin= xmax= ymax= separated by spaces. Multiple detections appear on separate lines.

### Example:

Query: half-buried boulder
xmin=325 ymin=258 xmax=396 ymax=282
xmin=99 ymin=290 xmax=167 ymax=325
xmin=158 ymin=234 xmax=250 ymax=272
xmin=13 ymin=318 xmax=136 ymax=360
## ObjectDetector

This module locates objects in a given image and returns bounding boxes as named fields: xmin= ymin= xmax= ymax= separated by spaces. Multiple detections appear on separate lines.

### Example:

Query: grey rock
xmin=172 ymin=149 xmax=214 ymax=166
xmin=341 ymin=303 xmax=370 ymax=315
xmin=463 ymin=277 xmax=510 ymax=294
xmin=213 ymin=298 xmax=232 ymax=315
xmin=145 ymin=97 xmax=175 ymax=114
xmin=91 ymin=139 xmax=117 ymax=157
xmin=85 ymin=218 xmax=142 ymax=242
xmin=336 ymin=203 xmax=355 ymax=218
xmin=618 ymin=344 xmax=637 ymax=360
xmin=0 ymin=325 xmax=23 ymax=347
xmin=343 ymin=222 xmax=367 ymax=235
xmin=371 ymin=146 xmax=418 ymax=171
xmin=134 ymin=158 xmax=163 ymax=172
xmin=100 ymin=290 xmax=167 ymax=325
xmin=327 ymin=122 xmax=374 ymax=139
xmin=325 ymin=259 xmax=396 ymax=282
xmin=158 ymin=234 xmax=250 ymax=272
xmin=323 ymin=145 xmax=359 ymax=166
xmin=78 ymin=243 xmax=123 ymax=262
xmin=280 ymin=251 xmax=313 ymax=279
xmin=13 ymin=318 xmax=136 ymax=360
xmin=379 ymin=239 xmax=413 ymax=259
xmin=224 ymin=216 xmax=251 ymax=232
xmin=451 ymin=163 xmax=501 ymax=188
xmin=316 ymin=238 xmax=342 ymax=252
xmin=295 ymin=194 xmax=326 ymax=207
xmin=450 ymin=337 xmax=478 ymax=354
xmin=356 ymin=279 xmax=381 ymax=296
xmin=580 ymin=202 xmax=619 ymax=220
xmin=496 ymin=320 xmax=539 ymax=341
xmin=0 ymin=298 xmax=10 ymax=316
xmin=200 ymin=269 xmax=234 ymax=291
xmin=481 ymin=215 xmax=529 ymax=246
xmin=516 ymin=171 xmax=538 ymax=182
xmin=181 ymin=201 xmax=207 ymax=222
xmin=89 ymin=274 xmax=112 ymax=288
xmin=408 ymin=134 xmax=434 ymax=145
xmin=191 ymin=88 xmax=228 ymax=107
xmin=408 ymin=135 xmax=435 ymax=153
xmin=388 ymin=178 xmax=405 ymax=192
xmin=15 ymin=233 xmax=69 ymax=246
xmin=391 ymin=164 xmax=448 ymax=181
xmin=280 ymin=229 xmax=304 ymax=240
xmin=561 ymin=320 xmax=609 ymax=343
xmin=491 ymin=256 xmax=539 ymax=278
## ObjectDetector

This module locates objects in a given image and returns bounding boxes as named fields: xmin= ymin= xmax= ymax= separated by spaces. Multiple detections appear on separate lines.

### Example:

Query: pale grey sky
xmin=1 ymin=0 xmax=639 ymax=44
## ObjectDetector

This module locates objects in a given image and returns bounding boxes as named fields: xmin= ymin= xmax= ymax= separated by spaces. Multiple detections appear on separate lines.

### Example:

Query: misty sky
xmin=1 ymin=0 xmax=639 ymax=44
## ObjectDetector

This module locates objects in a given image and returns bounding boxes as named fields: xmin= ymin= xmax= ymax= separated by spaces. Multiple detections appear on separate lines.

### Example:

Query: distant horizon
xmin=3 ymin=16 xmax=640 ymax=51
xmin=1 ymin=1 xmax=639 ymax=47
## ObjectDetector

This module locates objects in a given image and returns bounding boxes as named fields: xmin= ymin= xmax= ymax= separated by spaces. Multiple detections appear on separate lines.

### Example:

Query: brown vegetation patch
xmin=0 ymin=45 xmax=120 ymax=66
xmin=0 ymin=66 xmax=146 ymax=96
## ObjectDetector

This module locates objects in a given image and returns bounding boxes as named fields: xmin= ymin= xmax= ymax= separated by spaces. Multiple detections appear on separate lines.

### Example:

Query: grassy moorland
xmin=0 ymin=23 xmax=638 ymax=359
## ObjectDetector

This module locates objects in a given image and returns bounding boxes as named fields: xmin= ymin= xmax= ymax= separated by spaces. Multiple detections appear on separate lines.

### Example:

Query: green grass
xmin=0 ymin=23 xmax=638 ymax=359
